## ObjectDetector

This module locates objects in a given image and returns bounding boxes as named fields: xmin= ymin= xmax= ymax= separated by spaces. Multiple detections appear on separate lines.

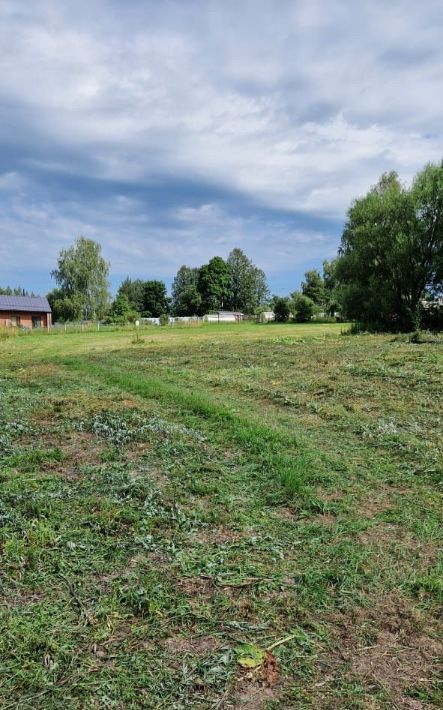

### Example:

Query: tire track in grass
xmin=59 ymin=355 xmax=327 ymax=501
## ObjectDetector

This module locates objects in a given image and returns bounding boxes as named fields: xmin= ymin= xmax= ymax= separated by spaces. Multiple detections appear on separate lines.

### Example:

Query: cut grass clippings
xmin=0 ymin=323 xmax=441 ymax=708
xmin=59 ymin=355 xmax=326 ymax=502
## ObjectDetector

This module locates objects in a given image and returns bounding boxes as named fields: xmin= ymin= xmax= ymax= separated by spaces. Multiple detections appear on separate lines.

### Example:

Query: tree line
xmin=0 ymin=287 xmax=36 ymax=297
xmin=107 ymin=250 xmax=269 ymax=322
xmin=45 ymin=242 xmax=270 ymax=323
xmin=9 ymin=159 xmax=441 ymax=330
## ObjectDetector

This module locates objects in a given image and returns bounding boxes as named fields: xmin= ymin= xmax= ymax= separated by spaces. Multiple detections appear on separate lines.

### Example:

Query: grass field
xmin=0 ymin=322 xmax=442 ymax=708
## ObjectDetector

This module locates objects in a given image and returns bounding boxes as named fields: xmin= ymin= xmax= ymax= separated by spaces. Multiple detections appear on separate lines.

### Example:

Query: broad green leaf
xmin=235 ymin=643 xmax=265 ymax=668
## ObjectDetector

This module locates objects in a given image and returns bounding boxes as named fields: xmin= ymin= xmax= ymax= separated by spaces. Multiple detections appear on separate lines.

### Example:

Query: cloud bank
xmin=0 ymin=0 xmax=442 ymax=293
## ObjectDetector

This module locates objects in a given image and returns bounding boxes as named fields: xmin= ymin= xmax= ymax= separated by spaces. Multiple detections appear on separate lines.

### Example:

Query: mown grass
xmin=0 ymin=323 xmax=441 ymax=709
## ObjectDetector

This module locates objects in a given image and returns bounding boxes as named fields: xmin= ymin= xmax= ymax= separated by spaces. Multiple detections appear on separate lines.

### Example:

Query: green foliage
xmin=159 ymin=313 xmax=169 ymax=326
xmin=47 ymin=288 xmax=85 ymax=322
xmin=226 ymin=248 xmax=269 ymax=313
xmin=198 ymin=256 xmax=230 ymax=312
xmin=50 ymin=236 xmax=110 ymax=320
xmin=272 ymin=296 xmax=291 ymax=322
xmin=322 ymin=259 xmax=340 ymax=316
xmin=301 ymin=269 xmax=325 ymax=305
xmin=336 ymin=163 xmax=443 ymax=330
xmin=291 ymin=293 xmax=315 ymax=322
xmin=235 ymin=643 xmax=265 ymax=668
xmin=116 ymin=278 xmax=146 ymax=313
xmin=0 ymin=286 xmax=35 ymax=296
xmin=114 ymin=278 xmax=169 ymax=318
xmin=171 ymin=266 xmax=201 ymax=315
xmin=106 ymin=293 xmax=139 ymax=324
xmin=171 ymin=250 xmax=269 ymax=316
xmin=143 ymin=281 xmax=169 ymax=317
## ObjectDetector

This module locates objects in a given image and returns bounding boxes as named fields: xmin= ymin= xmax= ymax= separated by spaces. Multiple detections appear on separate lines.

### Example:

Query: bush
xmin=291 ymin=294 xmax=315 ymax=322
xmin=273 ymin=298 xmax=291 ymax=322
xmin=106 ymin=293 xmax=139 ymax=324
xmin=420 ymin=303 xmax=443 ymax=331
xmin=159 ymin=313 xmax=170 ymax=326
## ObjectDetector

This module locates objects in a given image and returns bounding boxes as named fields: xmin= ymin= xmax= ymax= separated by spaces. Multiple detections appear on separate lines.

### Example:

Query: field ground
xmin=0 ymin=322 xmax=441 ymax=708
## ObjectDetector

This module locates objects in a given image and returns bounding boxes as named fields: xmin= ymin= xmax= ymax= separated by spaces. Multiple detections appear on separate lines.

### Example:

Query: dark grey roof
xmin=0 ymin=295 xmax=51 ymax=313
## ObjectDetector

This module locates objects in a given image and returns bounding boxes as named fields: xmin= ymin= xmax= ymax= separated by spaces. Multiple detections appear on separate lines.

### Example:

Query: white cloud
xmin=0 ymin=0 xmax=442 ymax=286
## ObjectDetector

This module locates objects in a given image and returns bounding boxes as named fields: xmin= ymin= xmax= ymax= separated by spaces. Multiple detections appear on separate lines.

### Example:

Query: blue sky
xmin=1 ymin=0 xmax=442 ymax=297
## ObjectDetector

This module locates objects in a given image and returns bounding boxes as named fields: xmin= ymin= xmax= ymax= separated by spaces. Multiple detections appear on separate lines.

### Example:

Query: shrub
xmin=291 ymin=294 xmax=315 ymax=322
xmin=273 ymin=298 xmax=291 ymax=322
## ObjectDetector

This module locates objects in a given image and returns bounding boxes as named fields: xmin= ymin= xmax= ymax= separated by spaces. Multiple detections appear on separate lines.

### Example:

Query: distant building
xmin=203 ymin=311 xmax=244 ymax=323
xmin=259 ymin=311 xmax=275 ymax=322
xmin=0 ymin=295 xmax=52 ymax=329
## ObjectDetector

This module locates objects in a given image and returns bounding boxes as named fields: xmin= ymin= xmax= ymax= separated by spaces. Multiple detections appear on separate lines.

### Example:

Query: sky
xmin=1 ymin=0 xmax=442 ymax=297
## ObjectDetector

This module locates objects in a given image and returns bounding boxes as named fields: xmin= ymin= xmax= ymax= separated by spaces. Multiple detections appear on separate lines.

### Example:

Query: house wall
xmin=204 ymin=314 xmax=236 ymax=322
xmin=0 ymin=311 xmax=51 ymax=328
xmin=204 ymin=313 xmax=243 ymax=322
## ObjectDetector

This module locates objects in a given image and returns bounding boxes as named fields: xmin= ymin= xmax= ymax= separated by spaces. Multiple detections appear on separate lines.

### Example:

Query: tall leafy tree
xmin=322 ymin=259 xmax=339 ymax=316
xmin=142 ymin=280 xmax=169 ymax=317
xmin=335 ymin=165 xmax=443 ymax=329
xmin=301 ymin=269 xmax=325 ymax=306
xmin=411 ymin=163 xmax=443 ymax=300
xmin=171 ymin=266 xmax=201 ymax=315
xmin=198 ymin=256 xmax=230 ymax=313
xmin=116 ymin=278 xmax=145 ymax=313
xmin=226 ymin=248 xmax=269 ymax=312
xmin=253 ymin=267 xmax=270 ymax=311
xmin=51 ymin=237 xmax=110 ymax=320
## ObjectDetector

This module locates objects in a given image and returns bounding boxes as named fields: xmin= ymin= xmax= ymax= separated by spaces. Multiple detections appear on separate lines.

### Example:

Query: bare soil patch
xmin=161 ymin=634 xmax=223 ymax=655
xmin=230 ymin=684 xmax=279 ymax=709
xmin=311 ymin=513 xmax=336 ymax=526
xmin=194 ymin=525 xmax=246 ymax=545
xmin=321 ymin=593 xmax=442 ymax=707
xmin=16 ymin=363 xmax=62 ymax=382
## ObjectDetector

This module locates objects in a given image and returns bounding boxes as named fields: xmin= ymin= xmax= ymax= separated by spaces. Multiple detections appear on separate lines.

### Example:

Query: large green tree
xmin=336 ymin=164 xmax=443 ymax=330
xmin=116 ymin=278 xmax=146 ymax=314
xmin=411 ymin=163 xmax=443 ymax=299
xmin=198 ymin=256 xmax=230 ymax=313
xmin=114 ymin=278 xmax=169 ymax=317
xmin=142 ymin=280 xmax=169 ymax=317
xmin=253 ymin=267 xmax=270 ymax=311
xmin=171 ymin=266 xmax=201 ymax=315
xmin=50 ymin=237 xmax=110 ymax=320
xmin=301 ymin=269 xmax=325 ymax=306
xmin=226 ymin=248 xmax=269 ymax=312
xmin=322 ymin=259 xmax=339 ymax=316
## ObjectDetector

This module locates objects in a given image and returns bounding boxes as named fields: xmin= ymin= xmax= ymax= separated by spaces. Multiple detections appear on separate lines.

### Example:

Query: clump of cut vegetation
xmin=74 ymin=410 xmax=206 ymax=446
